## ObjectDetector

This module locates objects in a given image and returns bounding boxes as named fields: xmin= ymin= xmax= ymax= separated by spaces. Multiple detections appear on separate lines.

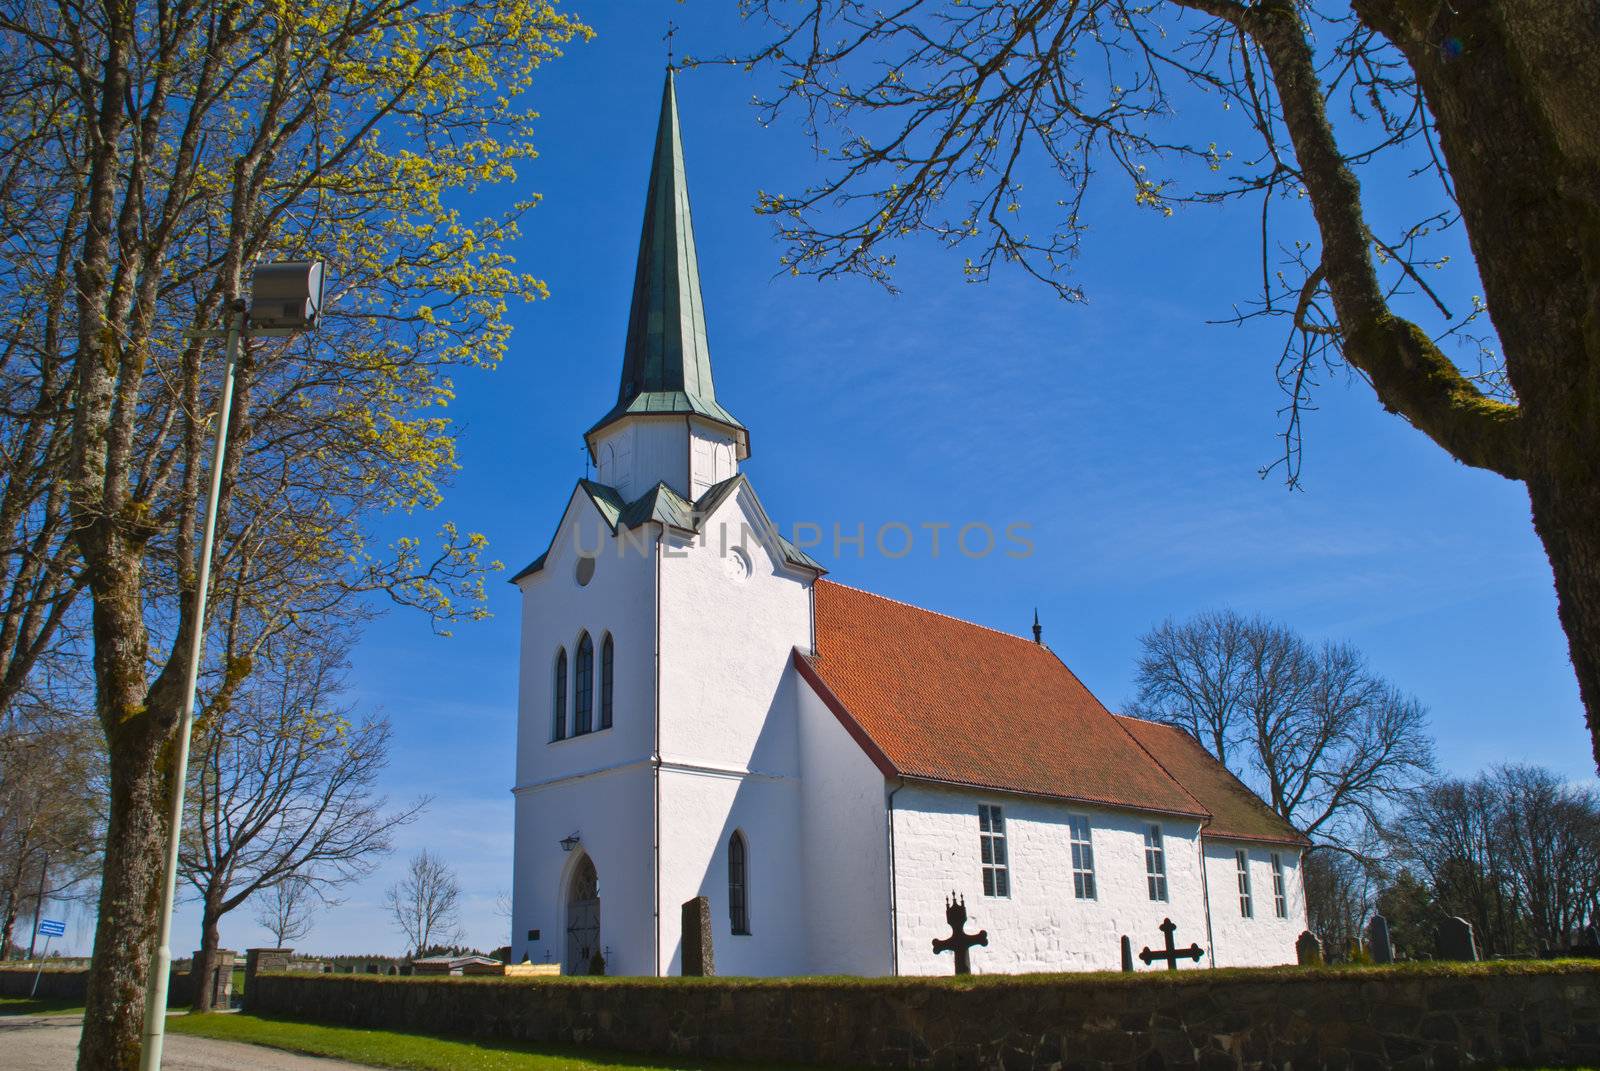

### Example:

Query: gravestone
xmin=931 ymin=892 xmax=987 ymax=975
xmin=1583 ymin=925 xmax=1600 ymax=950
xmin=1436 ymin=916 xmax=1479 ymax=962
xmin=1138 ymin=918 xmax=1204 ymax=971
xmin=1121 ymin=935 xmax=1134 ymax=973
xmin=1296 ymin=930 xmax=1323 ymax=966
xmin=1368 ymin=914 xmax=1394 ymax=964
xmin=681 ymin=896 xmax=715 ymax=976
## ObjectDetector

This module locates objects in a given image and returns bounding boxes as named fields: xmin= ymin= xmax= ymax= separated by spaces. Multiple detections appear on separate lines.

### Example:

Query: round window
xmin=575 ymin=556 xmax=597 ymax=586
xmin=723 ymin=546 xmax=753 ymax=581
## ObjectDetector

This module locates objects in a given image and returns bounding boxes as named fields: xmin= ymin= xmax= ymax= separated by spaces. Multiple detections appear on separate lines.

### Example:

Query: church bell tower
xmin=584 ymin=69 xmax=749 ymax=502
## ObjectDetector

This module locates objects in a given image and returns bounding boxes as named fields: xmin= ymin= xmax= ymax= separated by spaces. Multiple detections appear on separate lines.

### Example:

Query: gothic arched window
xmin=728 ymin=831 xmax=750 ymax=935
xmin=600 ymin=634 xmax=614 ymax=730
xmin=551 ymin=648 xmax=568 ymax=742
xmin=574 ymin=632 xmax=594 ymax=735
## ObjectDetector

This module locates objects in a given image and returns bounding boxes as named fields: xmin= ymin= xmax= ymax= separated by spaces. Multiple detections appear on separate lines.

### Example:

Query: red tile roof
xmin=1115 ymin=715 xmax=1308 ymax=846
xmin=798 ymin=580 xmax=1208 ymax=818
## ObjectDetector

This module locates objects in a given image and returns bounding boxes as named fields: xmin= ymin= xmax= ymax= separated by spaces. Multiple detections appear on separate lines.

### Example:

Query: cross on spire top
xmin=664 ymin=20 xmax=678 ymax=69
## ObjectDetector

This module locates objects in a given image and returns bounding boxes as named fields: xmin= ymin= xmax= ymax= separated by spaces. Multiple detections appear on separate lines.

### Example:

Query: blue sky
xmin=119 ymin=3 xmax=1591 ymax=959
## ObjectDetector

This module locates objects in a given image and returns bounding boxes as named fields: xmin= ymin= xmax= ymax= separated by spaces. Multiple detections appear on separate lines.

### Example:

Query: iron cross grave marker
xmin=1139 ymin=917 xmax=1205 ymax=971
xmin=931 ymin=892 xmax=987 ymax=975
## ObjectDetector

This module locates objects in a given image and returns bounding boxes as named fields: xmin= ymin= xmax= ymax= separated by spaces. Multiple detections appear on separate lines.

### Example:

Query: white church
xmin=508 ymin=72 xmax=1309 ymax=977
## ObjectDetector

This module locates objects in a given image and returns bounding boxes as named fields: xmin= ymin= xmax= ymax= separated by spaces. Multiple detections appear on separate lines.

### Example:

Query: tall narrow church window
xmin=1068 ymin=815 xmax=1096 ymax=900
xmin=978 ymin=804 xmax=1009 ymax=897
xmin=728 ymin=831 xmax=750 ymax=934
xmin=574 ymin=632 xmax=594 ymax=735
xmin=551 ymin=648 xmax=568 ymax=741
xmin=1271 ymin=853 xmax=1287 ymax=918
xmin=600 ymin=634 xmax=614 ymax=730
xmin=1144 ymin=824 xmax=1168 ymax=902
xmin=1236 ymin=849 xmax=1254 ymax=918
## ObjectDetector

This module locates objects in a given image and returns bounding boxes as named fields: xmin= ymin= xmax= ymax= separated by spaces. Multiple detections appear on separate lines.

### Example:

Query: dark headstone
xmin=681 ymin=896 xmax=714 ymax=976
xmin=1138 ymin=918 xmax=1204 ymax=971
xmin=1121 ymin=935 xmax=1134 ymax=973
xmin=1368 ymin=914 xmax=1394 ymax=964
xmin=1583 ymin=925 xmax=1600 ymax=950
xmin=1436 ymin=916 xmax=1479 ymax=962
xmin=1296 ymin=930 xmax=1323 ymax=966
xmin=931 ymin=892 xmax=987 ymax=975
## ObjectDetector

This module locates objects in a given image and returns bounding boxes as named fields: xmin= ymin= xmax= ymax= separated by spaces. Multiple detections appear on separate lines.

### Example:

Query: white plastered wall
xmin=510 ymin=487 xmax=661 ymax=972
xmin=890 ymin=783 xmax=1212 ymax=975
xmin=654 ymin=481 xmax=814 ymax=974
xmin=592 ymin=416 xmax=738 ymax=502
xmin=795 ymin=680 xmax=893 ymax=976
xmin=1202 ymin=839 xmax=1306 ymax=967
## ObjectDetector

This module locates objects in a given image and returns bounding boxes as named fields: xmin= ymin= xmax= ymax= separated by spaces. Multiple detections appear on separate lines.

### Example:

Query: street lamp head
xmin=249 ymin=260 xmax=325 ymax=330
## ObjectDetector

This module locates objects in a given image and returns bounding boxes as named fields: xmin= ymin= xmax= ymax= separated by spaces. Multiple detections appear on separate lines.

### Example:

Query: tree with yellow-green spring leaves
xmin=0 ymin=2 xmax=590 ymax=1066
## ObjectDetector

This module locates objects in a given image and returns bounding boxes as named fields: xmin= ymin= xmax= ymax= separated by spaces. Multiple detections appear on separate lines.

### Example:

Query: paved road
xmin=0 ymin=1014 xmax=372 ymax=1071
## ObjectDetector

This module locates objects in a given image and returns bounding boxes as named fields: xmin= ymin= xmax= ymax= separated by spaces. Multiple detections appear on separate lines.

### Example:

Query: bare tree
xmin=251 ymin=877 xmax=318 ymax=950
xmin=1386 ymin=765 xmax=1600 ymax=955
xmin=386 ymin=850 xmax=463 ymax=956
xmin=179 ymin=632 xmax=423 ymax=1010
xmin=0 ymin=718 xmax=102 ymax=956
xmin=1302 ymin=849 xmax=1378 ymax=959
xmin=1498 ymin=765 xmax=1600 ymax=948
xmin=735 ymin=0 xmax=1600 ymax=774
xmin=1131 ymin=610 xmax=1434 ymax=847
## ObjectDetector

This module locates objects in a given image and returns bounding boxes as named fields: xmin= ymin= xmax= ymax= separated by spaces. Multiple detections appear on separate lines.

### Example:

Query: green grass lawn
xmin=169 ymin=1013 xmax=858 ymax=1071
xmin=0 ymin=995 xmax=86 ymax=1016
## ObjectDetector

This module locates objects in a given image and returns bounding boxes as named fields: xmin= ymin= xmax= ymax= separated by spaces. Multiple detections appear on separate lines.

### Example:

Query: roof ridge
xmin=816 ymin=578 xmax=1044 ymax=649
xmin=1113 ymin=711 xmax=1181 ymax=728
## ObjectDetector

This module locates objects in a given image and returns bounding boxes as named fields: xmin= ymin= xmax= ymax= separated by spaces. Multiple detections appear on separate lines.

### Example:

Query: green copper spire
xmin=587 ymin=69 xmax=747 ymax=454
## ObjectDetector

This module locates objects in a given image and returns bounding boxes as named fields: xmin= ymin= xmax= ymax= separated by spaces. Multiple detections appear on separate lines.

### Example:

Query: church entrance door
xmin=565 ymin=854 xmax=600 ymax=975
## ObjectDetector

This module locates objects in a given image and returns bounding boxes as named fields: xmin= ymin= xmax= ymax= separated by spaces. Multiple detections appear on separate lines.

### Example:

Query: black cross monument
xmin=931 ymin=892 xmax=988 ymax=975
xmin=1138 ymin=917 xmax=1205 ymax=971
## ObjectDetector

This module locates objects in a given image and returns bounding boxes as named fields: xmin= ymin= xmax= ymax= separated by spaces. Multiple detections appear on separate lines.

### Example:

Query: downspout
xmin=652 ymin=533 xmax=663 ymax=976
xmin=1198 ymin=829 xmax=1216 ymax=968
xmin=886 ymin=779 xmax=904 ymax=976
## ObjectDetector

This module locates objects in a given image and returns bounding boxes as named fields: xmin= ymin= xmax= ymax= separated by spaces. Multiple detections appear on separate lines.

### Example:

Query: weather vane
xmin=664 ymin=20 xmax=678 ymax=69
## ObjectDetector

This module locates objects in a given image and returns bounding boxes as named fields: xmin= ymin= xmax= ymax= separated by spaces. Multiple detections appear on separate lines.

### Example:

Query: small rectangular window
xmin=1068 ymin=815 xmax=1096 ymax=900
xmin=1144 ymin=824 xmax=1168 ymax=902
xmin=979 ymin=804 xmax=1009 ymax=897
xmin=1236 ymin=848 xmax=1253 ymax=918
xmin=1271 ymin=852 xmax=1288 ymax=919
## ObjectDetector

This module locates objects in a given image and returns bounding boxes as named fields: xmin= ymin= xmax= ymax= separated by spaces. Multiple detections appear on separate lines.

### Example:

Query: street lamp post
xmin=139 ymin=262 xmax=324 ymax=1071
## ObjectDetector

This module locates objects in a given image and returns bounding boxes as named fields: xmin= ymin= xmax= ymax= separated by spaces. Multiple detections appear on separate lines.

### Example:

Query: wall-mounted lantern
xmin=559 ymin=832 xmax=581 ymax=853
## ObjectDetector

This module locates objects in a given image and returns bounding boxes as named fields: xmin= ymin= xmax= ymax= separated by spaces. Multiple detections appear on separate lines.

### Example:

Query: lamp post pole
xmin=138 ymin=298 xmax=246 ymax=1071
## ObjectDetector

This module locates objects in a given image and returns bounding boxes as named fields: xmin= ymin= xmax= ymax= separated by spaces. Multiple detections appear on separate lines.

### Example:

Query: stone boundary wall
xmin=0 ymin=965 xmax=200 ymax=1004
xmin=248 ymin=961 xmax=1600 ymax=1069
xmin=0 ymin=967 xmax=89 ymax=1000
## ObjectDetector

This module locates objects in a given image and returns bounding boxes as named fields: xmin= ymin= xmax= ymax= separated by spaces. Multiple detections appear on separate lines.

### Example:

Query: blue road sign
xmin=37 ymin=919 xmax=65 ymax=937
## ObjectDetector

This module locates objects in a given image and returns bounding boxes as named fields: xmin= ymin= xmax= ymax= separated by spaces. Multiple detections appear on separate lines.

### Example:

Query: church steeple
xmin=586 ymin=69 xmax=748 ymax=484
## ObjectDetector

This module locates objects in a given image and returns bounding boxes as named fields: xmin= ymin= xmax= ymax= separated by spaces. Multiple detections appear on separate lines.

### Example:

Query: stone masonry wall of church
xmin=891 ymin=783 xmax=1226 ymax=975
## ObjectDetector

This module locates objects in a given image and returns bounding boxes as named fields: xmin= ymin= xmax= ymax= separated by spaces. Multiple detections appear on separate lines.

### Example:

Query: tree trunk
xmin=77 ymin=719 xmax=167 ymax=1070
xmin=76 ymin=551 xmax=180 ymax=1071
xmin=1526 ymin=464 xmax=1600 ymax=772
xmin=191 ymin=901 xmax=224 ymax=1013
xmin=2 ymin=892 xmax=16 ymax=958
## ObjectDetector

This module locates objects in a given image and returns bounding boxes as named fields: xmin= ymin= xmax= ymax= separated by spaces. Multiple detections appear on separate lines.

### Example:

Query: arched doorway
xmin=565 ymin=854 xmax=600 ymax=975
